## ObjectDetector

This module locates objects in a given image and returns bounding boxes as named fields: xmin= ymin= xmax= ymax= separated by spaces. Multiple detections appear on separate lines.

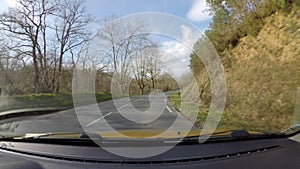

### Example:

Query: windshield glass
xmin=0 ymin=0 xmax=299 ymax=143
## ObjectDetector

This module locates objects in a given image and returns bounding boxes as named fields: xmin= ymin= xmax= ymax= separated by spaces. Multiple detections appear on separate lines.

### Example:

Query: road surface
xmin=0 ymin=93 xmax=196 ymax=137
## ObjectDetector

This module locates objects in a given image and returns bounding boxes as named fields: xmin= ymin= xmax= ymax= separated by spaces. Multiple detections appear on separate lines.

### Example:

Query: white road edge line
xmin=118 ymin=103 xmax=130 ymax=110
xmin=118 ymin=98 xmax=143 ymax=110
xmin=85 ymin=112 xmax=113 ymax=128
xmin=166 ymin=105 xmax=173 ymax=113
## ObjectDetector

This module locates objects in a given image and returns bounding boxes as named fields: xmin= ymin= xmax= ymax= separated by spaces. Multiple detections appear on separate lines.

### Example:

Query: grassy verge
xmin=169 ymin=92 xmax=289 ymax=133
xmin=0 ymin=92 xmax=113 ymax=112
xmin=169 ymin=92 xmax=181 ymax=110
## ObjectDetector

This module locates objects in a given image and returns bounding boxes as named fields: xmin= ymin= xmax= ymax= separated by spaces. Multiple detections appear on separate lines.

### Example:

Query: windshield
xmin=0 ymin=0 xmax=299 ymax=144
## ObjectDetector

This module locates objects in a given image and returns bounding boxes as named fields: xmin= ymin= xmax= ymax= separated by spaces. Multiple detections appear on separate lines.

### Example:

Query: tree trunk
xmin=32 ymin=52 xmax=39 ymax=93
xmin=54 ymin=53 xmax=63 ymax=93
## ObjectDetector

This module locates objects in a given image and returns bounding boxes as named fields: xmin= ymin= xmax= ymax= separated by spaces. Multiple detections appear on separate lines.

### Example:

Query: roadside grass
xmin=169 ymin=92 xmax=181 ymax=110
xmin=0 ymin=92 xmax=113 ymax=112
xmin=169 ymin=92 xmax=201 ymax=122
xmin=169 ymin=92 xmax=291 ymax=133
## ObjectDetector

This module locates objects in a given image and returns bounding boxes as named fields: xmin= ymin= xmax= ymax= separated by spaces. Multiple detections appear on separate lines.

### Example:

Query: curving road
xmin=0 ymin=93 xmax=196 ymax=137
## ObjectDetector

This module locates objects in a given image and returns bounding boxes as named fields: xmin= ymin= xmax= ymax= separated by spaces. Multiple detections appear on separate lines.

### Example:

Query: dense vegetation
xmin=186 ymin=0 xmax=300 ymax=132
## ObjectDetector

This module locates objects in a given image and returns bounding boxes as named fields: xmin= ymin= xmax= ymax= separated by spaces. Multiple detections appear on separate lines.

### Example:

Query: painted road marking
xmin=166 ymin=105 xmax=173 ymax=113
xmin=118 ymin=99 xmax=143 ymax=110
xmin=86 ymin=112 xmax=113 ymax=128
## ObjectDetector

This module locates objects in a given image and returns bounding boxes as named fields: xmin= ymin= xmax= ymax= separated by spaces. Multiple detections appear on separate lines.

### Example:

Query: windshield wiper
xmin=282 ymin=124 xmax=300 ymax=136
xmin=1 ymin=127 xmax=299 ymax=146
xmin=11 ymin=132 xmax=100 ymax=140
xmin=178 ymin=130 xmax=288 ymax=144
xmin=0 ymin=132 xmax=101 ymax=147
xmin=0 ymin=107 xmax=70 ymax=121
xmin=3 ymin=132 xmax=168 ymax=147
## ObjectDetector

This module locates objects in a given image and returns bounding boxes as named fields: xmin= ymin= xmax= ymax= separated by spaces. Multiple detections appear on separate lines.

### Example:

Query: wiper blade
xmin=0 ymin=107 xmax=70 ymax=120
xmin=0 ymin=132 xmax=101 ymax=147
xmin=2 ymin=129 xmax=295 ymax=145
xmin=13 ymin=132 xmax=93 ymax=140
xmin=19 ymin=133 xmax=64 ymax=139
xmin=179 ymin=130 xmax=285 ymax=143
xmin=9 ymin=132 xmax=168 ymax=147
xmin=282 ymin=124 xmax=300 ymax=136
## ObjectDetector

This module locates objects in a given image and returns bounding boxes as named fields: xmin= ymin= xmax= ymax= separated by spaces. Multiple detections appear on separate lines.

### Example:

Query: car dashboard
xmin=0 ymin=136 xmax=299 ymax=169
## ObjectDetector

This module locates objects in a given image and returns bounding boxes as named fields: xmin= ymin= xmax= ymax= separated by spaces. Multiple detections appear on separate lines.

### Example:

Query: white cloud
xmin=159 ymin=25 xmax=198 ymax=78
xmin=5 ymin=0 xmax=17 ymax=7
xmin=181 ymin=25 xmax=199 ymax=46
xmin=0 ymin=0 xmax=17 ymax=13
xmin=186 ymin=0 xmax=211 ymax=22
xmin=0 ymin=1 xmax=7 ymax=13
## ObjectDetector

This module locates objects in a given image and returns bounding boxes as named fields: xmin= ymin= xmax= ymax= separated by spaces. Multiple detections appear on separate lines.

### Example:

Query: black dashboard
xmin=0 ymin=137 xmax=299 ymax=169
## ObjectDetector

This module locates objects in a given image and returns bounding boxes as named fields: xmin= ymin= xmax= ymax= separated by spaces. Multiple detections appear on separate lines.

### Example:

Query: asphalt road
xmin=0 ymin=93 xmax=196 ymax=136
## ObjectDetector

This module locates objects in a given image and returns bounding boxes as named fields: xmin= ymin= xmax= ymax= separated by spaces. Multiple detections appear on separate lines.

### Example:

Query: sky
xmin=0 ymin=0 xmax=212 ymax=28
xmin=0 ymin=0 xmax=212 ymax=78
xmin=84 ymin=0 xmax=212 ymax=30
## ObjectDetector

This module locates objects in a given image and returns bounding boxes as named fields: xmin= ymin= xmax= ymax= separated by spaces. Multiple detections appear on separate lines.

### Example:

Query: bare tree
xmin=131 ymin=45 xmax=159 ymax=94
xmin=0 ymin=0 xmax=55 ymax=93
xmin=132 ymin=47 xmax=147 ymax=95
xmin=146 ymin=46 xmax=161 ymax=90
xmin=52 ymin=0 xmax=93 ymax=93
xmin=98 ymin=18 xmax=148 ymax=94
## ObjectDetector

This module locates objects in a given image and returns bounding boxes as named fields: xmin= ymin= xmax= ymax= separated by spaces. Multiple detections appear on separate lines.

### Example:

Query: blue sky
xmin=0 ymin=0 xmax=212 ymax=77
xmin=0 ymin=0 xmax=212 ymax=31
xmin=86 ymin=0 xmax=211 ymax=31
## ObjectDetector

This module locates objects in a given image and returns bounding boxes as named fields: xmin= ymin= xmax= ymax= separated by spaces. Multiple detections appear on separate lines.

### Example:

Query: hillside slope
xmin=225 ymin=7 xmax=300 ymax=131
